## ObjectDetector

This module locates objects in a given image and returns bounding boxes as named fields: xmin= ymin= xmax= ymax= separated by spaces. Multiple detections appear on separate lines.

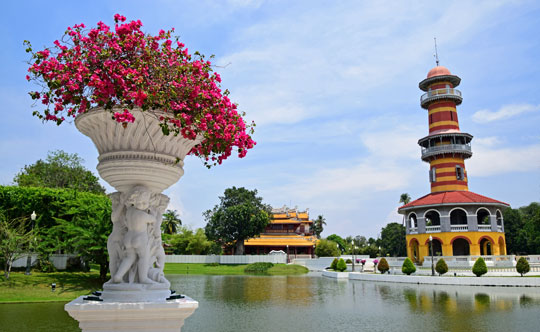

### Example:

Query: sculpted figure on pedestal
xmin=148 ymin=193 xmax=170 ymax=285
xmin=107 ymin=192 xmax=127 ymax=278
xmin=112 ymin=186 xmax=156 ymax=284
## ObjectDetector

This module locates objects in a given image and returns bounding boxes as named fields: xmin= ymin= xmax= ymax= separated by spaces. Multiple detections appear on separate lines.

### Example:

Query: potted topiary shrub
xmin=336 ymin=258 xmax=347 ymax=272
xmin=346 ymin=259 xmax=352 ymax=264
xmin=472 ymin=257 xmax=488 ymax=277
xmin=401 ymin=257 xmax=416 ymax=275
xmin=435 ymin=258 xmax=448 ymax=276
xmin=330 ymin=258 xmax=339 ymax=271
xmin=516 ymin=257 xmax=530 ymax=277
xmin=378 ymin=258 xmax=390 ymax=274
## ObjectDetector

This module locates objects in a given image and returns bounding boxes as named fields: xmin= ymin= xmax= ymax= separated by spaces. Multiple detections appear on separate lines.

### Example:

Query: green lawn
xmin=163 ymin=263 xmax=309 ymax=275
xmin=1 ymin=263 xmax=308 ymax=303
xmin=0 ymin=271 xmax=103 ymax=303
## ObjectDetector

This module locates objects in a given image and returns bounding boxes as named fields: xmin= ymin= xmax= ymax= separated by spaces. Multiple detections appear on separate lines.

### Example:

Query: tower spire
xmin=434 ymin=37 xmax=440 ymax=66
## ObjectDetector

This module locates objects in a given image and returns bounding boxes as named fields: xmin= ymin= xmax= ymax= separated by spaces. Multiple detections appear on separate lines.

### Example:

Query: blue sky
xmin=1 ymin=0 xmax=539 ymax=238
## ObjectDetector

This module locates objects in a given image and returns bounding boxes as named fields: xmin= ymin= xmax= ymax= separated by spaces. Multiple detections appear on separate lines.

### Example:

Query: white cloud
xmin=217 ymin=1 xmax=511 ymax=126
xmin=468 ymin=143 xmax=540 ymax=176
xmin=472 ymin=103 xmax=540 ymax=123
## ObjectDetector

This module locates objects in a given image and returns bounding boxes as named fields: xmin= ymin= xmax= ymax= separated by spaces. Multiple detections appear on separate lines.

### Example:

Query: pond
xmin=2 ymin=273 xmax=540 ymax=331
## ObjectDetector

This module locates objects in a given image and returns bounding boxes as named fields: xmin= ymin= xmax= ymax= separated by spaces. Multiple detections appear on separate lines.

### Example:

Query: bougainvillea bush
xmin=25 ymin=14 xmax=255 ymax=167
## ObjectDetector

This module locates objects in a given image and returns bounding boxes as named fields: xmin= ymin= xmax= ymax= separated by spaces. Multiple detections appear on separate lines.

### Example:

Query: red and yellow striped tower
xmin=418 ymin=66 xmax=471 ymax=193
xmin=398 ymin=64 xmax=510 ymax=263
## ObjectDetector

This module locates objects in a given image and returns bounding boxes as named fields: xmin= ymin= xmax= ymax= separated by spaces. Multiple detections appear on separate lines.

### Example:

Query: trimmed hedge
xmin=378 ymin=258 xmax=390 ymax=274
xmin=244 ymin=262 xmax=274 ymax=273
xmin=516 ymin=257 xmax=530 ymax=277
xmin=330 ymin=258 xmax=339 ymax=271
xmin=401 ymin=258 xmax=416 ymax=275
xmin=435 ymin=258 xmax=448 ymax=276
xmin=336 ymin=258 xmax=347 ymax=272
xmin=472 ymin=257 xmax=488 ymax=277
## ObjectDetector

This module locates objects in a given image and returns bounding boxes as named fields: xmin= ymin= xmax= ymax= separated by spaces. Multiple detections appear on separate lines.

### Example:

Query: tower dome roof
xmin=427 ymin=65 xmax=451 ymax=78
xmin=419 ymin=65 xmax=461 ymax=91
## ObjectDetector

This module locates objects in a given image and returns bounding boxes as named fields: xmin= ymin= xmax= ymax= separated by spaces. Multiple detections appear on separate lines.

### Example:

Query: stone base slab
xmin=349 ymin=272 xmax=540 ymax=287
xmin=65 ymin=295 xmax=198 ymax=332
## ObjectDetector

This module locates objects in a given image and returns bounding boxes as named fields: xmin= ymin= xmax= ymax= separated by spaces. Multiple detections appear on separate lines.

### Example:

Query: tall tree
xmin=204 ymin=187 xmax=270 ymax=255
xmin=399 ymin=193 xmax=411 ymax=226
xmin=380 ymin=222 xmax=407 ymax=257
xmin=52 ymin=195 xmax=112 ymax=281
xmin=0 ymin=213 xmax=34 ymax=279
xmin=13 ymin=150 xmax=105 ymax=194
xmin=313 ymin=215 xmax=326 ymax=238
xmin=161 ymin=209 xmax=182 ymax=234
xmin=327 ymin=234 xmax=346 ymax=253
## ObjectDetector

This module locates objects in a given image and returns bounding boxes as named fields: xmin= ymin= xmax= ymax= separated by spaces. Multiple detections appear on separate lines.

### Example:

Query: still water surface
xmin=2 ymin=273 xmax=540 ymax=331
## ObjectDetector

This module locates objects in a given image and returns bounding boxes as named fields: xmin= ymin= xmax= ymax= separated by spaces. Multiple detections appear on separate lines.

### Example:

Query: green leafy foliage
xmin=472 ymin=257 xmax=488 ymax=277
xmin=204 ymin=187 xmax=270 ymax=255
xmin=378 ymin=257 xmax=390 ymax=274
xmin=165 ymin=227 xmax=217 ymax=255
xmin=380 ymin=222 xmax=406 ymax=257
xmin=326 ymin=234 xmax=346 ymax=253
xmin=345 ymin=259 xmax=352 ymax=264
xmin=330 ymin=258 xmax=339 ymax=270
xmin=336 ymin=258 xmax=347 ymax=272
xmin=314 ymin=239 xmax=340 ymax=257
xmin=0 ymin=213 xmax=34 ymax=279
xmin=312 ymin=215 xmax=326 ymax=239
xmin=401 ymin=258 xmax=416 ymax=275
xmin=13 ymin=150 xmax=105 ymax=194
xmin=503 ymin=203 xmax=540 ymax=254
xmin=244 ymin=262 xmax=274 ymax=273
xmin=0 ymin=186 xmax=111 ymax=280
xmin=161 ymin=209 xmax=182 ymax=234
xmin=435 ymin=258 xmax=448 ymax=276
xmin=516 ymin=257 xmax=530 ymax=276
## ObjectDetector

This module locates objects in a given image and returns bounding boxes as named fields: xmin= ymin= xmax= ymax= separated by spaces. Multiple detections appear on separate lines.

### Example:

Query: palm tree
xmin=399 ymin=193 xmax=411 ymax=226
xmin=313 ymin=215 xmax=327 ymax=239
xmin=161 ymin=209 xmax=182 ymax=234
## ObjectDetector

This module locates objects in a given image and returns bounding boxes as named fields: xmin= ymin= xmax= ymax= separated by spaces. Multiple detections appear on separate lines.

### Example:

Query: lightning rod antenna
xmin=434 ymin=37 xmax=440 ymax=66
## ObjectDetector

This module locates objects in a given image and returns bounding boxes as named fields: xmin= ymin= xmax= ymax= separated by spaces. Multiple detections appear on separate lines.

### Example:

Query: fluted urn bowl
xmin=75 ymin=108 xmax=201 ymax=192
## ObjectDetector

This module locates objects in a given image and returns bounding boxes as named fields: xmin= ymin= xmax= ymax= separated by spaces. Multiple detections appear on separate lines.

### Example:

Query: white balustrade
xmin=426 ymin=225 xmax=441 ymax=233
xmin=451 ymin=225 xmax=468 ymax=232
xmin=478 ymin=225 xmax=492 ymax=231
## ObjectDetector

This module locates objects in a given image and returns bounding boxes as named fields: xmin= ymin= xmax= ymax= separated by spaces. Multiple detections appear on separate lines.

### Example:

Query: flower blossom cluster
xmin=25 ymin=14 xmax=256 ymax=167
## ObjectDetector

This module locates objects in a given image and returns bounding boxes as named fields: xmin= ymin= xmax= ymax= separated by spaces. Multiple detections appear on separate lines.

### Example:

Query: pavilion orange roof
xmin=244 ymin=234 xmax=318 ymax=247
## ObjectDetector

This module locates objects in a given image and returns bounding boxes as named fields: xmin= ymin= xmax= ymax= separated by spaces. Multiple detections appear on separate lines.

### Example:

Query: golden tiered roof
xmin=244 ymin=234 xmax=317 ymax=247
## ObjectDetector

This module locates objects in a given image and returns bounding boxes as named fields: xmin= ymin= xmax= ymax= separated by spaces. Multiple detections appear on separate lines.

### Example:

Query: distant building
xmin=244 ymin=206 xmax=318 ymax=258
xmin=398 ymin=64 xmax=509 ymax=263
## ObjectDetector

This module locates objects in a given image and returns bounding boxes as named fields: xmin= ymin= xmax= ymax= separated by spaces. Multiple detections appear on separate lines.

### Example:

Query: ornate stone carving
xmin=74 ymin=108 xmax=200 ymax=301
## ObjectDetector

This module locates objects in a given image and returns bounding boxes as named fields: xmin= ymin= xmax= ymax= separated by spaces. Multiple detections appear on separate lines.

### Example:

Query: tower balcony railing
xmin=497 ymin=225 xmax=503 ymax=232
xmin=451 ymin=224 xmax=468 ymax=232
xmin=478 ymin=224 xmax=492 ymax=232
xmin=420 ymin=88 xmax=462 ymax=108
xmin=426 ymin=225 xmax=441 ymax=233
xmin=421 ymin=144 xmax=472 ymax=159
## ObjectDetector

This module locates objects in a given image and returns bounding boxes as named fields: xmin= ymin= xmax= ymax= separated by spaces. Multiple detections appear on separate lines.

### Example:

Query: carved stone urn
xmin=65 ymin=108 xmax=199 ymax=331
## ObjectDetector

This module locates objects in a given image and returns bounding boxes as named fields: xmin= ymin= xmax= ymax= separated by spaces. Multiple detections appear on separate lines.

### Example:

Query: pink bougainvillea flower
xmin=25 ymin=14 xmax=256 ymax=168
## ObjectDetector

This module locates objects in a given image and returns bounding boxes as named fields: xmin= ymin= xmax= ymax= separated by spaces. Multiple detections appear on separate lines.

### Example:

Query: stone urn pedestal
xmin=65 ymin=108 xmax=199 ymax=331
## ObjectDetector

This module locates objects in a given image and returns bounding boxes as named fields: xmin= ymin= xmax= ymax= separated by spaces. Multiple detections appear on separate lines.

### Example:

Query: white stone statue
xmin=112 ymin=185 xmax=157 ymax=284
xmin=107 ymin=192 xmax=126 ymax=278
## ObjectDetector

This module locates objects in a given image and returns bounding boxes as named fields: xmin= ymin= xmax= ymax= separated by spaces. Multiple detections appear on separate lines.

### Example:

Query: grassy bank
xmin=163 ymin=263 xmax=309 ymax=275
xmin=0 ymin=271 xmax=103 ymax=303
xmin=1 ymin=263 xmax=308 ymax=303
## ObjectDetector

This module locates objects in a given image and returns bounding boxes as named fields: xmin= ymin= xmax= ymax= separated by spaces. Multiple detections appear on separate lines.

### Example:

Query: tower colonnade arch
xmin=405 ymin=232 xmax=507 ymax=263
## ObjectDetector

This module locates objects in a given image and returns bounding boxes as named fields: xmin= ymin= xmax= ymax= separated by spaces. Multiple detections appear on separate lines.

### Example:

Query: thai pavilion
xmin=398 ymin=64 xmax=510 ymax=264
xmin=244 ymin=206 xmax=317 ymax=259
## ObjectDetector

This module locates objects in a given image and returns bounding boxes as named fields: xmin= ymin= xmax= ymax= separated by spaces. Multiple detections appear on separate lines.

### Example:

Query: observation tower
xmin=398 ymin=62 xmax=510 ymax=263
